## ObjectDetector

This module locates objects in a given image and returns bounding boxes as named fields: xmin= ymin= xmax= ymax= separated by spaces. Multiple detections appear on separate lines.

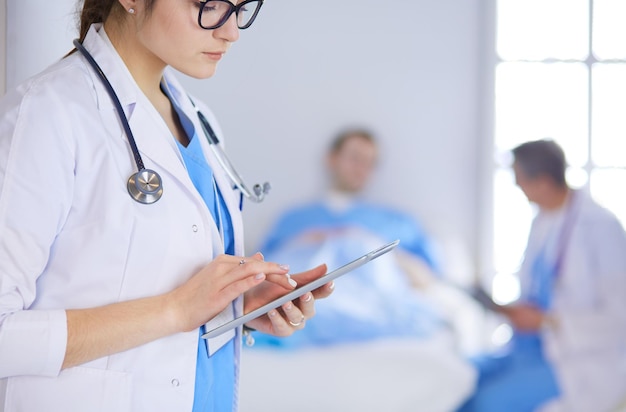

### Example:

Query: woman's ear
xmin=117 ymin=0 xmax=138 ymax=15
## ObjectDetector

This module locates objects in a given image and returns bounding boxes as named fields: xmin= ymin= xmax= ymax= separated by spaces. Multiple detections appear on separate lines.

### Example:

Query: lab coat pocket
xmin=4 ymin=367 xmax=132 ymax=412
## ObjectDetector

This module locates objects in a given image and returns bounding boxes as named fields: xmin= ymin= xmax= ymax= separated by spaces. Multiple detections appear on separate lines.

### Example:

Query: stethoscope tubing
xmin=73 ymin=39 xmax=145 ymax=172
xmin=74 ymin=39 xmax=164 ymax=204
xmin=73 ymin=38 xmax=269 ymax=204
xmin=190 ymin=100 xmax=271 ymax=203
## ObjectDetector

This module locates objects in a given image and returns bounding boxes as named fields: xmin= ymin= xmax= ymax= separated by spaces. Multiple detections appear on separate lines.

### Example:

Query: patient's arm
xmin=395 ymin=249 xmax=438 ymax=290
xmin=289 ymin=226 xmax=366 ymax=246
xmin=395 ymin=251 xmax=488 ymax=353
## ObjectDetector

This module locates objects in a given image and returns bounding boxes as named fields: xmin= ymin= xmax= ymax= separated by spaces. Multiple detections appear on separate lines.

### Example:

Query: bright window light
xmin=493 ymin=169 xmax=533 ymax=275
xmin=592 ymin=64 xmax=626 ymax=167
xmin=495 ymin=62 xmax=589 ymax=167
xmin=491 ymin=0 xmax=626 ymax=303
xmin=497 ymin=0 xmax=589 ymax=61
xmin=593 ymin=0 xmax=626 ymax=60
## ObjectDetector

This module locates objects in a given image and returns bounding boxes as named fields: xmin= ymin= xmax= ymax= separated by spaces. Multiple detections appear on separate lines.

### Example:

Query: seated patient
xmin=238 ymin=130 xmax=480 ymax=412
xmin=458 ymin=140 xmax=626 ymax=412
xmin=262 ymin=128 xmax=440 ymax=275
xmin=255 ymin=129 xmax=450 ymax=347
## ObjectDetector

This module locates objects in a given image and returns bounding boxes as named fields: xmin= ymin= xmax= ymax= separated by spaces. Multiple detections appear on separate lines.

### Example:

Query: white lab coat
xmin=0 ymin=25 xmax=246 ymax=411
xmin=519 ymin=191 xmax=626 ymax=412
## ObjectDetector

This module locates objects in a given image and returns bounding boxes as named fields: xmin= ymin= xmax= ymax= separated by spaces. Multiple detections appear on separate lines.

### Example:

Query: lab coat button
xmin=192 ymin=225 xmax=198 ymax=233
xmin=171 ymin=378 xmax=180 ymax=387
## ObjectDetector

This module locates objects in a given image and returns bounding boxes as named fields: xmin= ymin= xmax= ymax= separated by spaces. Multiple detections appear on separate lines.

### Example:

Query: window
xmin=492 ymin=0 xmax=626 ymax=303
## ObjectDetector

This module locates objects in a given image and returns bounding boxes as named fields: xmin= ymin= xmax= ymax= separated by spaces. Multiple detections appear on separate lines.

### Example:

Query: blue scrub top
xmin=457 ymin=245 xmax=561 ymax=412
xmin=166 ymin=85 xmax=236 ymax=412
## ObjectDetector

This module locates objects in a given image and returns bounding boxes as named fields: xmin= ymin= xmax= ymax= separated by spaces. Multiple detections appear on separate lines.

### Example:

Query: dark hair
xmin=329 ymin=128 xmax=377 ymax=154
xmin=512 ymin=139 xmax=567 ymax=187
xmin=77 ymin=0 xmax=157 ymax=42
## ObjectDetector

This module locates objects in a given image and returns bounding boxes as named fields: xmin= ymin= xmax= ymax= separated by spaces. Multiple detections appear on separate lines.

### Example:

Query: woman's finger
xmin=288 ymin=264 xmax=328 ymax=285
xmin=281 ymin=300 xmax=306 ymax=329
xmin=264 ymin=306 xmax=303 ymax=336
xmin=230 ymin=259 xmax=289 ymax=282
xmin=310 ymin=281 xmax=335 ymax=299
xmin=265 ymin=309 xmax=291 ymax=336
xmin=264 ymin=272 xmax=298 ymax=289
xmin=237 ymin=252 xmax=296 ymax=290
xmin=296 ymin=292 xmax=316 ymax=319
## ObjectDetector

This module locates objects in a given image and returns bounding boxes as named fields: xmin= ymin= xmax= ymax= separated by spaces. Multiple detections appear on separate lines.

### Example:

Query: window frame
xmin=482 ymin=0 xmax=626 ymax=302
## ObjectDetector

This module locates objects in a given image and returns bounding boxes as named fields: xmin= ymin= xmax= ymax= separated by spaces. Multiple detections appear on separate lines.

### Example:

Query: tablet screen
xmin=202 ymin=239 xmax=400 ymax=339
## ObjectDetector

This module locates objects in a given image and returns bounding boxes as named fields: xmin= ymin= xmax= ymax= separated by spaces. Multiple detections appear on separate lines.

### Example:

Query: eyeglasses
xmin=198 ymin=0 xmax=264 ymax=30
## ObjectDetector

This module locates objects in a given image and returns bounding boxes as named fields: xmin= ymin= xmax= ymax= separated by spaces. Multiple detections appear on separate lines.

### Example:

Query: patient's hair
xmin=512 ymin=139 xmax=567 ymax=187
xmin=330 ymin=128 xmax=377 ymax=154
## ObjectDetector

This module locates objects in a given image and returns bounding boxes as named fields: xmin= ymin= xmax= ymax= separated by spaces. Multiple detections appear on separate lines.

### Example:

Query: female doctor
xmin=0 ymin=0 xmax=334 ymax=411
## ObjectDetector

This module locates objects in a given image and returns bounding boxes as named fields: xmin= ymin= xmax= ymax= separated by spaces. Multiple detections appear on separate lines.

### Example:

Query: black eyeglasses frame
xmin=197 ymin=0 xmax=264 ymax=30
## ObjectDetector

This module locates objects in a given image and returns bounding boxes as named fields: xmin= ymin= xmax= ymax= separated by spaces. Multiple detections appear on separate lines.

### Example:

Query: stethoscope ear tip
xmin=244 ymin=182 xmax=272 ymax=203
xmin=255 ymin=182 xmax=271 ymax=195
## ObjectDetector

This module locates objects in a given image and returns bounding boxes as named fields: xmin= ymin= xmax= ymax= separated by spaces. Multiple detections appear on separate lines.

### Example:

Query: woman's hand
xmin=166 ymin=253 xmax=297 ymax=333
xmin=243 ymin=260 xmax=334 ymax=336
xmin=62 ymin=253 xmax=297 ymax=369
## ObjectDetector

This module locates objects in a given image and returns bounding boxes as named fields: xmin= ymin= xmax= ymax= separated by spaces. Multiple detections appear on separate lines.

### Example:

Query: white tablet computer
xmin=202 ymin=239 xmax=400 ymax=339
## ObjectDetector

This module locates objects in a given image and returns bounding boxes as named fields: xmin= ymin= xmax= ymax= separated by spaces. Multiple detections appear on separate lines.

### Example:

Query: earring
xmin=128 ymin=8 xmax=135 ymax=14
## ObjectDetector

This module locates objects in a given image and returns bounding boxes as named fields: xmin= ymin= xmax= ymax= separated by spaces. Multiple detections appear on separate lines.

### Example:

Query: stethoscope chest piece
xmin=127 ymin=169 xmax=163 ymax=204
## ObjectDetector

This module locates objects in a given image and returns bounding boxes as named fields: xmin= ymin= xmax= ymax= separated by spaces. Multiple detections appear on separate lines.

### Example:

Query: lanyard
xmin=550 ymin=190 xmax=581 ymax=278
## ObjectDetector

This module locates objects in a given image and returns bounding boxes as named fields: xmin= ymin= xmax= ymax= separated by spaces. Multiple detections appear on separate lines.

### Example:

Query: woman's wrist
xmin=161 ymin=292 xmax=186 ymax=335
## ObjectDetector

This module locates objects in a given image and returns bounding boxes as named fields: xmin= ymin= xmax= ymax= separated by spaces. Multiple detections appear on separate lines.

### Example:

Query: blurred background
xmin=3 ymin=0 xmax=625 ymax=314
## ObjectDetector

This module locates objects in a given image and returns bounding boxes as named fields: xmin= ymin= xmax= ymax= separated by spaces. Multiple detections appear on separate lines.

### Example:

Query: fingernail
xmin=256 ymin=251 xmax=265 ymax=260
xmin=269 ymin=310 xmax=277 ymax=317
xmin=328 ymin=281 xmax=335 ymax=290
xmin=288 ymin=278 xmax=298 ymax=288
xmin=284 ymin=302 xmax=293 ymax=311
xmin=279 ymin=264 xmax=290 ymax=271
xmin=302 ymin=293 xmax=312 ymax=302
xmin=255 ymin=273 xmax=265 ymax=280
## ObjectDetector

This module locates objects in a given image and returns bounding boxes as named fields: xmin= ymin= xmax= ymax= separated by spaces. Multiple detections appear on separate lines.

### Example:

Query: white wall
xmin=6 ymin=0 xmax=77 ymax=89
xmin=5 ymin=1 xmax=487 ymax=279
xmin=476 ymin=0 xmax=498 ymax=282
xmin=1 ymin=0 xmax=6 ymax=95
xmin=178 ymin=0 xmax=484 ymax=275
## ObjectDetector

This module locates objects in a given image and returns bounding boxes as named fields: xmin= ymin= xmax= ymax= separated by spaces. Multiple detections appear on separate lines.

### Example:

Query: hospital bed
xmin=239 ymin=337 xmax=476 ymax=412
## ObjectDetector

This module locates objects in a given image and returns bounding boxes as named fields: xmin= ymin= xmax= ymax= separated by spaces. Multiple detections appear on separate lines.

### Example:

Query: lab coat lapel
xmin=81 ymin=25 xmax=137 ymax=116
xmin=126 ymin=97 xmax=192 ymax=188
xmin=162 ymin=73 xmax=246 ymax=257
xmin=81 ymin=24 xmax=201 ymax=201
xmin=126 ymin=101 xmax=226 ymax=255
xmin=83 ymin=26 xmax=238 ymax=256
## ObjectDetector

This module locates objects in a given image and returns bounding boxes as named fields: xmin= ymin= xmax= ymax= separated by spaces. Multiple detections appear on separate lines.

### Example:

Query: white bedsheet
xmin=239 ymin=338 xmax=477 ymax=412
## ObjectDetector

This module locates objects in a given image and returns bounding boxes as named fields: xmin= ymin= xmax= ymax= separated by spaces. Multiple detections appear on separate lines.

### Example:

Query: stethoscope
xmin=73 ymin=39 xmax=270 ymax=205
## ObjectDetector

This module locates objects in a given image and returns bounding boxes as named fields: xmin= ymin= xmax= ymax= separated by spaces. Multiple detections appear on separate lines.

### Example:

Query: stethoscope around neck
xmin=73 ymin=39 xmax=270 ymax=205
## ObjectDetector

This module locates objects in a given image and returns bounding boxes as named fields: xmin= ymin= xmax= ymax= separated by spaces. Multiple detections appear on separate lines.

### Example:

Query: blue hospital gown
xmin=261 ymin=200 xmax=440 ymax=271
xmin=254 ymin=202 xmax=445 ymax=348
